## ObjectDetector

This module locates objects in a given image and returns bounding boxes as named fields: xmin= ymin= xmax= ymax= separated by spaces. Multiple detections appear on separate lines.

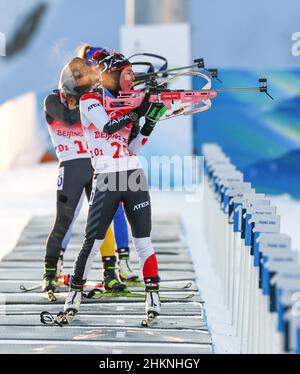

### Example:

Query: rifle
xmin=99 ymin=54 xmax=273 ymax=120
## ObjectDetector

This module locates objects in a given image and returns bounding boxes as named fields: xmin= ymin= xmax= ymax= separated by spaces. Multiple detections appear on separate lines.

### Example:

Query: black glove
xmin=132 ymin=95 xmax=155 ymax=119
xmin=140 ymin=103 xmax=167 ymax=136
xmin=140 ymin=119 xmax=156 ymax=137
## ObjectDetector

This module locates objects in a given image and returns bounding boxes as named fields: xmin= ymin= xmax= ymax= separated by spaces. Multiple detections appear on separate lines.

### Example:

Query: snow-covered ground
xmin=0 ymin=162 xmax=300 ymax=353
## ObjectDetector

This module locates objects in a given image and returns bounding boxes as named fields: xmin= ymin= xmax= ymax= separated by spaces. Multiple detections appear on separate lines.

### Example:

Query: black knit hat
xmin=93 ymin=50 xmax=131 ymax=73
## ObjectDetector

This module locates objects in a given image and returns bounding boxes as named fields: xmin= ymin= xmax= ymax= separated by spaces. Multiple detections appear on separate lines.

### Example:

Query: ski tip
xmin=184 ymin=281 xmax=193 ymax=289
xmin=86 ymin=288 xmax=103 ymax=299
xmin=141 ymin=312 xmax=159 ymax=327
xmin=141 ymin=319 xmax=148 ymax=327
xmin=40 ymin=311 xmax=61 ymax=326
xmin=40 ymin=310 xmax=75 ymax=327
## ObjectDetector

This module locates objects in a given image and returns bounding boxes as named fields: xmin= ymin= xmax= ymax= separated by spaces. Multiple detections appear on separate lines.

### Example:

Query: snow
xmin=0 ymin=163 xmax=58 ymax=261
xmin=0 ymin=162 xmax=300 ymax=353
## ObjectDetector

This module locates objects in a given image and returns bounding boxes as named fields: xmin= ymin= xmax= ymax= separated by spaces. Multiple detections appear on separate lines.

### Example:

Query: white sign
xmin=121 ymin=23 xmax=192 ymax=158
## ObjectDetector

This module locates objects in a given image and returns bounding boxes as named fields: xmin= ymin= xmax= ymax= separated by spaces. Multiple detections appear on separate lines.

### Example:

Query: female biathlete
xmin=56 ymin=52 xmax=166 ymax=323
xmin=79 ymin=44 xmax=139 ymax=283
xmin=43 ymin=56 xmax=138 ymax=299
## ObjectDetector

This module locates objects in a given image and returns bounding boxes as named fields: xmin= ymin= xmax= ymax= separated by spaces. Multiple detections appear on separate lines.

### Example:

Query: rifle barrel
xmin=215 ymin=87 xmax=261 ymax=93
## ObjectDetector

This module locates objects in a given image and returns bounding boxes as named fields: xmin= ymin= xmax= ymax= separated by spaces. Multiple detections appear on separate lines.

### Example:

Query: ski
xmin=84 ymin=288 xmax=195 ymax=301
xmin=124 ymin=280 xmax=193 ymax=290
xmin=141 ymin=312 xmax=160 ymax=327
xmin=20 ymin=277 xmax=193 ymax=294
xmin=19 ymin=275 xmax=104 ymax=293
xmin=40 ymin=310 xmax=77 ymax=326
xmin=20 ymin=283 xmax=43 ymax=292
xmin=56 ymin=274 xmax=104 ymax=289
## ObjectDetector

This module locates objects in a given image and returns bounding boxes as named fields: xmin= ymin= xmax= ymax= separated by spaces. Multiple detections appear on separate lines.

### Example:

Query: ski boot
xmin=117 ymin=247 xmax=139 ymax=282
xmin=102 ymin=256 xmax=127 ymax=292
xmin=142 ymin=277 xmax=161 ymax=327
xmin=42 ymin=266 xmax=57 ymax=302
xmin=61 ymin=280 xmax=84 ymax=324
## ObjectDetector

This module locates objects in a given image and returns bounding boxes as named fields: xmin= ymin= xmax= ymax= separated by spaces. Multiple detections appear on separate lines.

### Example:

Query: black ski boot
xmin=102 ymin=256 xmax=127 ymax=292
xmin=42 ymin=265 xmax=57 ymax=302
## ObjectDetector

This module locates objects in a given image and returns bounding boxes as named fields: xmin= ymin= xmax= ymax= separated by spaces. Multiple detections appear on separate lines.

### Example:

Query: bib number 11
xmin=74 ymin=140 xmax=88 ymax=154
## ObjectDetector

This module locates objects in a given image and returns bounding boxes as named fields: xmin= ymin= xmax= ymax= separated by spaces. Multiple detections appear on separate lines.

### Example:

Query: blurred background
xmin=0 ymin=0 xmax=300 ymax=197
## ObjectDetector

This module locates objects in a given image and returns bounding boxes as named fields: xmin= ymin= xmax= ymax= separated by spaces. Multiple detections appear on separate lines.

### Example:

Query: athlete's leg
xmin=121 ymin=169 xmax=158 ymax=280
xmin=65 ymin=172 xmax=122 ymax=312
xmin=113 ymin=203 xmax=139 ymax=281
xmin=72 ymin=173 xmax=121 ymax=286
xmin=85 ymin=173 xmax=125 ymax=289
xmin=61 ymin=192 xmax=85 ymax=252
xmin=121 ymin=169 xmax=160 ymax=314
xmin=113 ymin=203 xmax=129 ymax=251
xmin=99 ymin=224 xmax=126 ymax=291
xmin=100 ymin=225 xmax=115 ymax=257
xmin=44 ymin=159 xmax=92 ymax=291
xmin=85 ymin=176 xmax=116 ymax=259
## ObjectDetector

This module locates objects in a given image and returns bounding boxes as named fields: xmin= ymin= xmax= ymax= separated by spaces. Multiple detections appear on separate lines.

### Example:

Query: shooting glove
xmin=140 ymin=103 xmax=167 ymax=136
xmin=131 ymin=95 xmax=156 ymax=119
xmin=145 ymin=103 xmax=167 ymax=123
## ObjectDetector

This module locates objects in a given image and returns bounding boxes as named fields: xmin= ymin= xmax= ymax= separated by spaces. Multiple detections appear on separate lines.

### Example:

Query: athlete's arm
xmin=128 ymin=119 xmax=153 ymax=155
xmin=128 ymin=132 xmax=149 ymax=155
xmin=44 ymin=95 xmax=80 ymax=125
xmin=128 ymin=112 xmax=164 ymax=155
xmin=80 ymin=95 xmax=139 ymax=134
xmin=128 ymin=120 xmax=141 ymax=144
xmin=80 ymin=93 xmax=163 ymax=135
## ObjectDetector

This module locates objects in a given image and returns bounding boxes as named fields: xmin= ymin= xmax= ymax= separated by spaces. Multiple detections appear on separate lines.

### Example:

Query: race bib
xmin=57 ymin=167 xmax=64 ymax=191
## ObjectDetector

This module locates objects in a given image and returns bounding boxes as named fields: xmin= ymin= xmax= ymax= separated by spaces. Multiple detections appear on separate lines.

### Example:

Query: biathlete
xmin=78 ymin=44 xmax=139 ymax=283
xmin=43 ymin=57 xmax=138 ymax=299
xmin=56 ymin=52 xmax=166 ymax=323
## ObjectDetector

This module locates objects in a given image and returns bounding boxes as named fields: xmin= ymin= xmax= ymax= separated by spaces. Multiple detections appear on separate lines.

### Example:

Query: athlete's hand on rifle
xmin=131 ymin=95 xmax=153 ymax=118
xmin=132 ymin=96 xmax=166 ymax=120
xmin=145 ymin=102 xmax=167 ymax=123
xmin=140 ymin=103 xmax=167 ymax=136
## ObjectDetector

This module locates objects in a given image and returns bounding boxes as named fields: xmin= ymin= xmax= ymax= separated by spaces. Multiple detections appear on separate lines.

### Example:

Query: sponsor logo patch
xmin=110 ymin=114 xmax=131 ymax=125
xmin=57 ymin=167 xmax=64 ymax=191
xmin=88 ymin=103 xmax=101 ymax=111
xmin=133 ymin=200 xmax=150 ymax=211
